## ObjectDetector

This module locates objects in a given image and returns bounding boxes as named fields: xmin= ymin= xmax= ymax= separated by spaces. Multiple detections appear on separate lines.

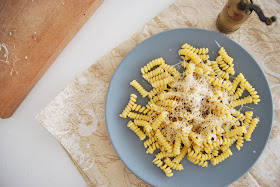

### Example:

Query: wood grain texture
xmin=0 ymin=0 xmax=103 ymax=118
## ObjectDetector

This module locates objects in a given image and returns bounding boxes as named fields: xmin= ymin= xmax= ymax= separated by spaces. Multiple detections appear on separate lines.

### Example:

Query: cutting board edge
xmin=0 ymin=0 xmax=103 ymax=119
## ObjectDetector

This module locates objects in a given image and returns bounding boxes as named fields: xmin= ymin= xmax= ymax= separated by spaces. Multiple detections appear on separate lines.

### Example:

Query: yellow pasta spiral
xmin=216 ymin=56 xmax=235 ymax=75
xmin=155 ymin=129 xmax=173 ymax=152
xmin=187 ymin=156 xmax=208 ymax=167
xmin=189 ymin=132 xmax=202 ymax=146
xmin=242 ymin=81 xmax=260 ymax=104
xmin=227 ymin=126 xmax=247 ymax=137
xmin=158 ymin=92 xmax=178 ymax=101
xmin=196 ymin=63 xmax=212 ymax=75
xmin=144 ymin=137 xmax=156 ymax=148
xmin=220 ymin=145 xmax=229 ymax=152
xmin=127 ymin=112 xmax=151 ymax=121
xmin=134 ymin=119 xmax=152 ymax=133
xmin=142 ymin=67 xmax=164 ymax=80
xmin=145 ymin=129 xmax=155 ymax=138
xmin=221 ymin=80 xmax=233 ymax=90
xmin=244 ymin=118 xmax=259 ymax=141
xmin=198 ymin=54 xmax=209 ymax=61
xmin=146 ymin=142 xmax=160 ymax=154
xmin=243 ymin=113 xmax=253 ymax=126
xmin=158 ymin=99 xmax=177 ymax=108
xmin=232 ymin=109 xmax=246 ymax=121
xmin=160 ymin=63 xmax=181 ymax=80
xmin=150 ymin=103 xmax=173 ymax=113
xmin=127 ymin=121 xmax=146 ymax=140
xmin=181 ymin=135 xmax=191 ymax=147
xmin=151 ymin=76 xmax=174 ymax=88
xmin=214 ymin=137 xmax=231 ymax=146
xmin=141 ymin=57 xmax=165 ymax=74
xmin=244 ymin=111 xmax=253 ymax=119
xmin=120 ymin=94 xmax=137 ymax=118
xmin=164 ymin=157 xmax=184 ymax=170
xmin=228 ymin=73 xmax=245 ymax=95
xmin=211 ymin=61 xmax=229 ymax=80
xmin=218 ymin=47 xmax=233 ymax=66
xmin=156 ymin=151 xmax=174 ymax=160
xmin=132 ymin=104 xmax=150 ymax=114
xmin=172 ymin=146 xmax=188 ymax=164
xmin=152 ymin=111 xmax=169 ymax=130
xmin=211 ymin=77 xmax=223 ymax=87
xmin=231 ymin=96 xmax=253 ymax=107
xmin=187 ymin=149 xmax=212 ymax=161
xmin=194 ymin=67 xmax=204 ymax=76
xmin=181 ymin=43 xmax=209 ymax=55
xmin=160 ymin=164 xmax=173 ymax=177
xmin=181 ymin=60 xmax=188 ymax=68
xmin=236 ymin=135 xmax=244 ymax=150
xmin=212 ymin=148 xmax=219 ymax=156
xmin=230 ymin=87 xmax=245 ymax=100
xmin=173 ymin=136 xmax=181 ymax=155
xmin=203 ymin=143 xmax=215 ymax=153
xmin=210 ymin=148 xmax=232 ymax=165
xmin=196 ymin=47 xmax=209 ymax=55
xmin=147 ymin=72 xmax=170 ymax=84
xmin=148 ymin=86 xmax=167 ymax=99
xmin=218 ymin=71 xmax=229 ymax=80
xmin=153 ymin=158 xmax=164 ymax=167
xmin=242 ymin=81 xmax=258 ymax=95
xmin=130 ymin=80 xmax=148 ymax=98
xmin=178 ymin=49 xmax=202 ymax=64
xmin=184 ymin=63 xmax=196 ymax=76
xmin=193 ymin=144 xmax=201 ymax=152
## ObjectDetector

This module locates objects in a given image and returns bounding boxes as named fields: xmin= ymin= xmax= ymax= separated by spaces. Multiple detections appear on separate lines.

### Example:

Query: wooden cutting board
xmin=0 ymin=0 xmax=103 ymax=118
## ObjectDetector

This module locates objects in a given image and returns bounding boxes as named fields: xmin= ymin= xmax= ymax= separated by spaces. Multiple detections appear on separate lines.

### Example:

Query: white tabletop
xmin=0 ymin=0 xmax=174 ymax=186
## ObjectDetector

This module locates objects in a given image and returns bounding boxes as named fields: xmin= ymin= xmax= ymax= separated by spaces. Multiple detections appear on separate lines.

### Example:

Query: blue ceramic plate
xmin=105 ymin=28 xmax=273 ymax=187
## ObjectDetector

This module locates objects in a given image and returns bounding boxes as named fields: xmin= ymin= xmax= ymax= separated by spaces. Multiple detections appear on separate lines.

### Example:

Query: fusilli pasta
xmin=120 ymin=43 xmax=260 ymax=177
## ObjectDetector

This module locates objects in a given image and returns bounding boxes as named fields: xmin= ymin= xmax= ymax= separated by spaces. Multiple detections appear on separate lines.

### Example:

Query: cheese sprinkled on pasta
xmin=120 ymin=43 xmax=260 ymax=177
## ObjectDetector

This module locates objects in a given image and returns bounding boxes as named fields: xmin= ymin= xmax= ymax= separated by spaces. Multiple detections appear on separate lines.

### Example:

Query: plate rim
xmin=105 ymin=27 xmax=274 ymax=186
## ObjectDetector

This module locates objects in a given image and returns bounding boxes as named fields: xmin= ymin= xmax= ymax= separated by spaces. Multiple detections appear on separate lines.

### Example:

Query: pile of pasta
xmin=119 ymin=43 xmax=260 ymax=177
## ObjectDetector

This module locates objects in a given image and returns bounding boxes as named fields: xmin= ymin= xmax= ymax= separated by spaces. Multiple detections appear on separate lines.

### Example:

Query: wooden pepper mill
xmin=217 ymin=0 xmax=276 ymax=34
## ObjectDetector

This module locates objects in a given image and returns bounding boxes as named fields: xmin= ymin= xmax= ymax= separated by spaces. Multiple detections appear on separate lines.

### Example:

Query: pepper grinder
xmin=216 ymin=0 xmax=276 ymax=34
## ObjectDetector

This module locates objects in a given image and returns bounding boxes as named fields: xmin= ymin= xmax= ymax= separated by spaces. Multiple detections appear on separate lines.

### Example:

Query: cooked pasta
xmin=181 ymin=43 xmax=209 ymax=55
xmin=156 ymin=151 xmax=174 ymax=160
xmin=141 ymin=57 xmax=165 ymax=74
xmin=120 ymin=43 xmax=260 ymax=177
xmin=160 ymin=64 xmax=181 ymax=80
xmin=144 ymin=137 xmax=157 ymax=148
xmin=146 ymin=142 xmax=160 ymax=154
xmin=218 ymin=47 xmax=233 ymax=66
xmin=150 ymin=75 xmax=173 ymax=88
xmin=216 ymin=56 xmax=235 ymax=75
xmin=164 ymin=157 xmax=184 ymax=170
xmin=147 ymin=72 xmax=170 ymax=84
xmin=130 ymin=80 xmax=148 ymax=98
xmin=127 ymin=121 xmax=146 ymax=140
xmin=210 ymin=148 xmax=232 ymax=165
xmin=187 ymin=156 xmax=208 ymax=167
xmin=244 ymin=118 xmax=259 ymax=141
xmin=198 ymin=54 xmax=210 ymax=61
xmin=119 ymin=94 xmax=137 ymax=118
xmin=142 ymin=67 xmax=164 ymax=80
xmin=236 ymin=135 xmax=244 ymax=150
xmin=178 ymin=49 xmax=202 ymax=64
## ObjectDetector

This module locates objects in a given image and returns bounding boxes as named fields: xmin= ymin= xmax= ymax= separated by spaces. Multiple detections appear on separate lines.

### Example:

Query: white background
xmin=0 ymin=0 xmax=174 ymax=186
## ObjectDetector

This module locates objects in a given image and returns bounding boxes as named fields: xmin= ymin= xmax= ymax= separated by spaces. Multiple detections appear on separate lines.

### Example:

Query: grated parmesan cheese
xmin=151 ymin=65 xmax=236 ymax=144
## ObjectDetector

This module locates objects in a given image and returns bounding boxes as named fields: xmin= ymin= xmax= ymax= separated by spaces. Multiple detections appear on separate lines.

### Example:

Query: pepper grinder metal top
xmin=216 ymin=0 xmax=276 ymax=34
